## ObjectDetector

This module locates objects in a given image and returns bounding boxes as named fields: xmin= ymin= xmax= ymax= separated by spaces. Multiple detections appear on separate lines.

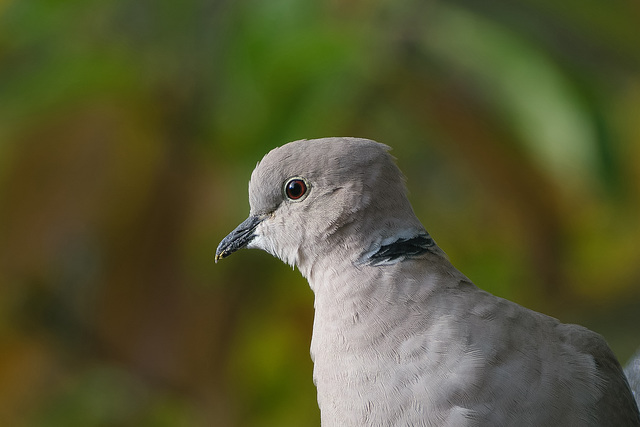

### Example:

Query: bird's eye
xmin=284 ymin=178 xmax=308 ymax=201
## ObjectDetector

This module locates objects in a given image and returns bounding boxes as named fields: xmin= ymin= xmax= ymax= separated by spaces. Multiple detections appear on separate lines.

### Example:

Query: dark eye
xmin=284 ymin=178 xmax=308 ymax=200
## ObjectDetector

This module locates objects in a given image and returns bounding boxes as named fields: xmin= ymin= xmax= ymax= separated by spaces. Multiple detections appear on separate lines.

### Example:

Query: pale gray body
xmin=216 ymin=137 xmax=640 ymax=426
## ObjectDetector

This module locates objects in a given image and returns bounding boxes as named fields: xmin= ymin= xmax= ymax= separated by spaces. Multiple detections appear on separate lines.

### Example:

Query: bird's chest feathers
xmin=309 ymin=277 xmax=455 ymax=392
xmin=308 ymin=283 xmax=476 ymax=425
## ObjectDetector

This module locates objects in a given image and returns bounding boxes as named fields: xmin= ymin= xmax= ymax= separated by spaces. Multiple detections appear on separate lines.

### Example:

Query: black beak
xmin=215 ymin=215 xmax=263 ymax=262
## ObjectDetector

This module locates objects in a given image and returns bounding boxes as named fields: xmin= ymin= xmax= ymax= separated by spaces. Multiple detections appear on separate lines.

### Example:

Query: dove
xmin=216 ymin=137 xmax=640 ymax=426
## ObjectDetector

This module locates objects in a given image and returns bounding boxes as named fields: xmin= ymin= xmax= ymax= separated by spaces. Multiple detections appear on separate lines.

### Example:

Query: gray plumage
xmin=216 ymin=137 xmax=640 ymax=426
xmin=626 ymin=348 xmax=640 ymax=410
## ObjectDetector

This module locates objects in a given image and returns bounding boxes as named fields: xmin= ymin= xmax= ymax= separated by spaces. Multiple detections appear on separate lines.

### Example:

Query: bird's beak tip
xmin=215 ymin=215 xmax=262 ymax=264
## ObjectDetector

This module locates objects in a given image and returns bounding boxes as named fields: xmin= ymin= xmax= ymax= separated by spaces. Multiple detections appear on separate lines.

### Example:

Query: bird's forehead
xmin=252 ymin=138 xmax=390 ymax=182
xmin=247 ymin=137 xmax=392 ymax=212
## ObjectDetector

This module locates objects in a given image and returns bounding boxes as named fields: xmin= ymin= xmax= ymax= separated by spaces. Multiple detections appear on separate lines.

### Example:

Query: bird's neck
xmin=297 ymin=209 xmax=428 ymax=280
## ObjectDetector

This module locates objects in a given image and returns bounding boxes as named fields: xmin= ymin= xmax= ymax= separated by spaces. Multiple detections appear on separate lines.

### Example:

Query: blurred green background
xmin=1 ymin=0 xmax=640 ymax=425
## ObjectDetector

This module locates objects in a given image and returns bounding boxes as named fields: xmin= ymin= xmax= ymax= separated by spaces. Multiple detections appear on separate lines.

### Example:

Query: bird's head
xmin=215 ymin=137 xmax=426 ymax=275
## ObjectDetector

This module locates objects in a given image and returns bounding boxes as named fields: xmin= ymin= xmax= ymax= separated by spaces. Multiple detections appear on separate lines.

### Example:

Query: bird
xmin=216 ymin=137 xmax=640 ymax=426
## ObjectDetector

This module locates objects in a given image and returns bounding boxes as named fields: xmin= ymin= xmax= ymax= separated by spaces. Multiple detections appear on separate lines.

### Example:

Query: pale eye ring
xmin=284 ymin=177 xmax=309 ymax=201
